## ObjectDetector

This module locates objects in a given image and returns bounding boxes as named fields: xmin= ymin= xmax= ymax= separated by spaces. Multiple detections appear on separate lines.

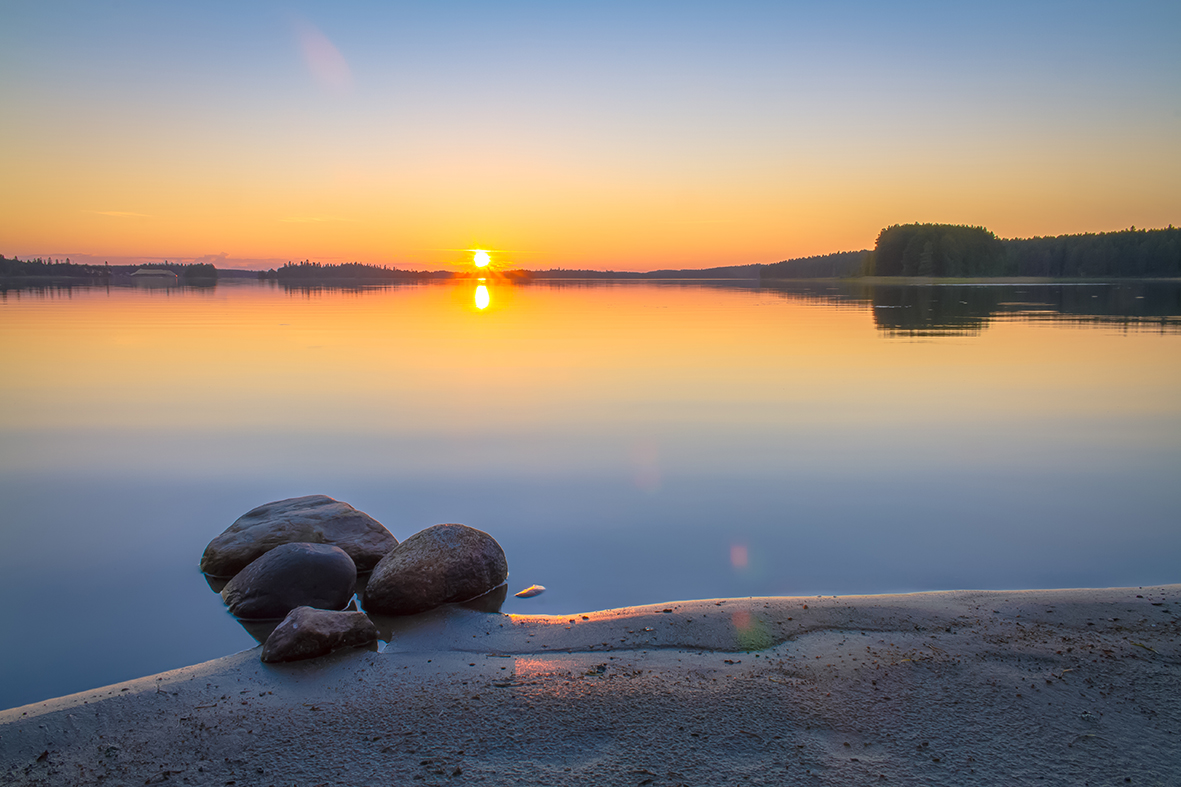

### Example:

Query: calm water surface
xmin=1 ymin=279 xmax=1179 ymax=709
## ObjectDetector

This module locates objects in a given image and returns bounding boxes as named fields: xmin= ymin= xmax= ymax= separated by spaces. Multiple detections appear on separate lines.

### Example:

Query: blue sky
xmin=2 ymin=0 xmax=1178 ymax=269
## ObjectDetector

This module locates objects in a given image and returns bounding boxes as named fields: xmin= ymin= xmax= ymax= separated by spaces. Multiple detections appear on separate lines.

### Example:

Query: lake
xmin=1 ymin=278 xmax=1179 ymax=710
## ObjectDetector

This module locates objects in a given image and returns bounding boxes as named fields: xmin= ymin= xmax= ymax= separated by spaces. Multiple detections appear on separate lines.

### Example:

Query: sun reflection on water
xmin=475 ymin=284 xmax=490 ymax=310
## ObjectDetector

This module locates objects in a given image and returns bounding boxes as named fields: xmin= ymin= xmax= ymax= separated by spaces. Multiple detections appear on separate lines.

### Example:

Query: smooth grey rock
xmin=221 ymin=542 xmax=356 ymax=620
xmin=260 ymin=606 xmax=377 ymax=663
xmin=201 ymin=495 xmax=397 ymax=578
xmin=362 ymin=523 xmax=508 ymax=616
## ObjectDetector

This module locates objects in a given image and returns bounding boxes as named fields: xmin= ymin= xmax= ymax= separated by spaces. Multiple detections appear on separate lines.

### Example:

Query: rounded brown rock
xmin=200 ymin=495 xmax=397 ymax=578
xmin=220 ymin=542 xmax=357 ymax=620
xmin=261 ymin=606 xmax=378 ymax=663
xmin=362 ymin=523 xmax=508 ymax=616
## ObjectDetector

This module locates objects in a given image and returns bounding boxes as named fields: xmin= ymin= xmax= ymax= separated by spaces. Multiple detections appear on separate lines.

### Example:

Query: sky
xmin=1 ymin=1 xmax=1179 ymax=271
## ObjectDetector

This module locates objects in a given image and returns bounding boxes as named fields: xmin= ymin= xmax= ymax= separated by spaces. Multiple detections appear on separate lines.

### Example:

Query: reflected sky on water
xmin=1 ymin=279 xmax=1179 ymax=709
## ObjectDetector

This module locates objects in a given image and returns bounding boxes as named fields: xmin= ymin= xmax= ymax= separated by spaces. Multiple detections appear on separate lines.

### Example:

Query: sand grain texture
xmin=2 ymin=586 xmax=1178 ymax=785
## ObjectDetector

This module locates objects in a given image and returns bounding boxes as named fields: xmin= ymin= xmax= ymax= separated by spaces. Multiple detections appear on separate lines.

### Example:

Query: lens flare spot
xmin=731 ymin=608 xmax=774 ymax=650
xmin=730 ymin=543 xmax=749 ymax=569
xmin=473 ymin=250 xmax=491 ymax=268
xmin=732 ymin=609 xmax=752 ymax=632
xmin=475 ymin=284 xmax=490 ymax=310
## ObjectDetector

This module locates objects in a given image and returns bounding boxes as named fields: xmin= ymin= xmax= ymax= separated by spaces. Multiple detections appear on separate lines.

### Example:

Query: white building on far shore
xmin=131 ymin=268 xmax=178 ymax=286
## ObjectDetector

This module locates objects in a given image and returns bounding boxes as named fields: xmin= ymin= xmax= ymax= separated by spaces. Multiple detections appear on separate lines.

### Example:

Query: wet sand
xmin=2 ymin=586 xmax=1179 ymax=785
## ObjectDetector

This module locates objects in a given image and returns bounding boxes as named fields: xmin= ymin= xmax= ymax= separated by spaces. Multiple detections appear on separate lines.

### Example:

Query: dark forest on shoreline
xmin=864 ymin=224 xmax=1181 ymax=279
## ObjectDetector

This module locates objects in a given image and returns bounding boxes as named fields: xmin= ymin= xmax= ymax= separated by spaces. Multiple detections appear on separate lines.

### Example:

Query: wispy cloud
xmin=294 ymin=18 xmax=353 ymax=93
xmin=279 ymin=216 xmax=356 ymax=223
xmin=89 ymin=210 xmax=150 ymax=218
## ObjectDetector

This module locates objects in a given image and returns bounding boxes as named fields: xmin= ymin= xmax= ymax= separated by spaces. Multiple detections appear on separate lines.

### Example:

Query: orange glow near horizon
xmin=4 ymin=120 xmax=1178 ymax=272
xmin=3 ymin=134 xmax=1177 ymax=271
xmin=2 ymin=6 xmax=1178 ymax=271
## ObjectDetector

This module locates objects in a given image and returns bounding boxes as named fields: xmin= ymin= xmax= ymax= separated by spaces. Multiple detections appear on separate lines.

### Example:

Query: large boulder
xmin=362 ymin=524 xmax=508 ymax=616
xmin=221 ymin=542 xmax=357 ymax=620
xmin=261 ymin=606 xmax=378 ymax=663
xmin=201 ymin=495 xmax=397 ymax=578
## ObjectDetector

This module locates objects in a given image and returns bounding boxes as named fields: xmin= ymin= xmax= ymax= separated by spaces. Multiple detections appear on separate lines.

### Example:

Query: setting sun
xmin=473 ymin=250 xmax=491 ymax=268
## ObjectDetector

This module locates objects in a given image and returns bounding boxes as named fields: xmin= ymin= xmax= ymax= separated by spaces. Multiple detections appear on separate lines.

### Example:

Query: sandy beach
xmin=2 ymin=586 xmax=1178 ymax=786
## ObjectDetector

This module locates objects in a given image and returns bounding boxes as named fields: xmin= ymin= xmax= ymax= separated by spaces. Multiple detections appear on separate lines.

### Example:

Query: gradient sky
xmin=2 ymin=1 xmax=1178 ymax=271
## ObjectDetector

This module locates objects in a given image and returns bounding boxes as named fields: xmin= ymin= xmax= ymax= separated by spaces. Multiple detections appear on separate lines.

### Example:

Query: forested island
xmin=257 ymin=261 xmax=451 ymax=283
xmin=3 ymin=224 xmax=1178 ymax=287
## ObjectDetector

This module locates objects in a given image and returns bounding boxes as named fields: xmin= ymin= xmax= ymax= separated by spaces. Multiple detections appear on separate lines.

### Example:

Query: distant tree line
xmin=866 ymin=224 xmax=1181 ymax=278
xmin=502 ymin=268 xmax=647 ymax=280
xmin=0 ymin=255 xmax=106 ymax=279
xmin=0 ymin=256 xmax=219 ymax=283
xmin=6 ymin=223 xmax=1179 ymax=286
xmin=180 ymin=263 xmax=217 ymax=282
xmin=260 ymin=261 xmax=450 ymax=281
xmin=1002 ymin=227 xmax=1181 ymax=278
xmin=761 ymin=250 xmax=870 ymax=279
xmin=868 ymin=224 xmax=1005 ymax=277
xmin=516 ymin=265 xmax=760 ymax=280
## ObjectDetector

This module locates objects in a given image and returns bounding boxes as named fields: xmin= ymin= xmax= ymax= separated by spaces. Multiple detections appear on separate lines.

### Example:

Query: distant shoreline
xmin=5 ymin=222 xmax=1179 ymax=286
xmin=5 ymin=272 xmax=1181 ymax=287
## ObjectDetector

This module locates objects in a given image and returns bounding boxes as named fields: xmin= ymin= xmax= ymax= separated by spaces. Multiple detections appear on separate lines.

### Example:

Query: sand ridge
xmin=2 ymin=586 xmax=1179 ymax=785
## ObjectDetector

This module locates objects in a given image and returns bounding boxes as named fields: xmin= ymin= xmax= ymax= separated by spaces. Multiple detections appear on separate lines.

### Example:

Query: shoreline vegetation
xmin=3 ymin=587 xmax=1178 ymax=784
xmin=3 ymin=224 xmax=1179 ymax=287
